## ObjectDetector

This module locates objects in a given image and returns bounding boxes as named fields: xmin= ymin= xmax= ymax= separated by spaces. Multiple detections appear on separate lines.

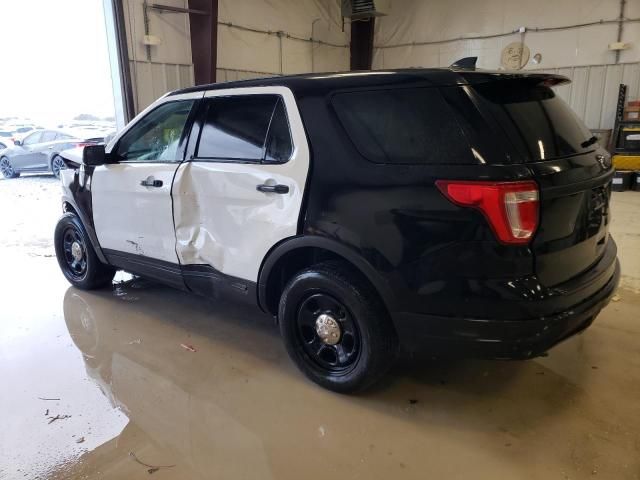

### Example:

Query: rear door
xmin=173 ymin=86 xmax=310 ymax=289
xmin=469 ymin=80 xmax=613 ymax=286
xmin=29 ymin=130 xmax=57 ymax=169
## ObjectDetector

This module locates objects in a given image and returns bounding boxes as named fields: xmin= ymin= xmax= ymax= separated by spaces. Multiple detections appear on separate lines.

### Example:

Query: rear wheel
xmin=0 ymin=157 xmax=19 ymax=178
xmin=51 ymin=155 xmax=66 ymax=178
xmin=278 ymin=261 xmax=398 ymax=393
xmin=54 ymin=213 xmax=115 ymax=290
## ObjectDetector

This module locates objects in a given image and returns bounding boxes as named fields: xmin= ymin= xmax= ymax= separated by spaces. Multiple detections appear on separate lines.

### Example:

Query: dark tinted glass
xmin=264 ymin=99 xmax=292 ymax=163
xmin=332 ymin=87 xmax=472 ymax=165
xmin=197 ymin=95 xmax=278 ymax=160
xmin=471 ymin=81 xmax=594 ymax=161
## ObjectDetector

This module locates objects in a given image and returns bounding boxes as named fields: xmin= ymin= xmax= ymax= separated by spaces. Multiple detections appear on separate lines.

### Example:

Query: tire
xmin=54 ymin=213 xmax=115 ymax=290
xmin=278 ymin=261 xmax=398 ymax=393
xmin=0 ymin=156 xmax=20 ymax=178
xmin=51 ymin=155 xmax=66 ymax=179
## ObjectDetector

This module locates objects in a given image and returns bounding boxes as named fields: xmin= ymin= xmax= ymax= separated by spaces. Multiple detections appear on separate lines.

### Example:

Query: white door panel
xmin=93 ymin=163 xmax=179 ymax=263
xmin=173 ymin=161 xmax=304 ymax=280
xmin=173 ymin=86 xmax=310 ymax=282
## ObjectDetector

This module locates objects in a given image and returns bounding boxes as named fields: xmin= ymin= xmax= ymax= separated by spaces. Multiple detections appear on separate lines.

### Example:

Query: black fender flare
xmin=62 ymin=195 xmax=108 ymax=265
xmin=257 ymin=235 xmax=397 ymax=315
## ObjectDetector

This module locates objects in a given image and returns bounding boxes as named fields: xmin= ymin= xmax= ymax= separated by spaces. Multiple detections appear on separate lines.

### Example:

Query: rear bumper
xmin=393 ymin=250 xmax=620 ymax=359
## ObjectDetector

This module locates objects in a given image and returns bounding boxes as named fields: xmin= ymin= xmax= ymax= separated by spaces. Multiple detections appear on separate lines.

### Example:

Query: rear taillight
xmin=436 ymin=180 xmax=539 ymax=245
xmin=75 ymin=143 xmax=92 ymax=148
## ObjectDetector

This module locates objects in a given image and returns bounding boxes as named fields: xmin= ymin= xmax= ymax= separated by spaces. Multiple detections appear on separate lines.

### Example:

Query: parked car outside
xmin=54 ymin=67 xmax=620 ymax=392
xmin=0 ymin=129 xmax=103 ymax=179
xmin=0 ymin=130 xmax=14 ymax=150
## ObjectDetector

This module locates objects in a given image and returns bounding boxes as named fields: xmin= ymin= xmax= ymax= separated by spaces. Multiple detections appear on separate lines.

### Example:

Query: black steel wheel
xmin=51 ymin=156 xmax=66 ymax=178
xmin=54 ymin=213 xmax=115 ymax=290
xmin=296 ymin=293 xmax=361 ymax=374
xmin=279 ymin=261 xmax=398 ymax=393
xmin=61 ymin=225 xmax=88 ymax=281
xmin=0 ymin=157 xmax=19 ymax=179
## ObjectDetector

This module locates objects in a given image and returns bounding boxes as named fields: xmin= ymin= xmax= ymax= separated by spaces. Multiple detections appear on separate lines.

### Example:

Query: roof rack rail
xmin=450 ymin=57 xmax=477 ymax=69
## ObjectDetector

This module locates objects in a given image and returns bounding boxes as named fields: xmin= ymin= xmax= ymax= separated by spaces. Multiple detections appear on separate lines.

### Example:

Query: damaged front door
xmin=92 ymin=98 xmax=197 ymax=268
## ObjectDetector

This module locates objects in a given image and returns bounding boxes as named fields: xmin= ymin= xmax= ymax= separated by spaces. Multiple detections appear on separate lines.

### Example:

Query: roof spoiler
xmin=450 ymin=57 xmax=477 ymax=70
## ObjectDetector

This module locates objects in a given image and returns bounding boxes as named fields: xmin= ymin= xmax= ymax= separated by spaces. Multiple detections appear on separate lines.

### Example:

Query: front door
xmin=11 ymin=131 xmax=43 ymax=170
xmin=172 ymin=87 xmax=310 ymax=291
xmin=92 ymin=98 xmax=198 ymax=279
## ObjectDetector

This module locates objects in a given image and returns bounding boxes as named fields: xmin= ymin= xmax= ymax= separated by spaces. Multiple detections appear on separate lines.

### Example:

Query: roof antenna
xmin=450 ymin=57 xmax=477 ymax=69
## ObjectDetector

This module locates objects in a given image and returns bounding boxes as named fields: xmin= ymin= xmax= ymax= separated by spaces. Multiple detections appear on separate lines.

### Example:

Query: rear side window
xmin=197 ymin=95 xmax=293 ymax=163
xmin=332 ymin=87 xmax=472 ymax=165
xmin=41 ymin=131 xmax=56 ymax=142
xmin=471 ymin=81 xmax=594 ymax=161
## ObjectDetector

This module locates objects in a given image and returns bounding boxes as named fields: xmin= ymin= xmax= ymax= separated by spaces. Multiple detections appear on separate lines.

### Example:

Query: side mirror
xmin=82 ymin=144 xmax=107 ymax=166
xmin=13 ymin=140 xmax=22 ymax=146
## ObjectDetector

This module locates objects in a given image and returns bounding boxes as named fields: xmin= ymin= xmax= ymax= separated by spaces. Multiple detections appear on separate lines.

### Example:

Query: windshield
xmin=471 ymin=80 xmax=595 ymax=162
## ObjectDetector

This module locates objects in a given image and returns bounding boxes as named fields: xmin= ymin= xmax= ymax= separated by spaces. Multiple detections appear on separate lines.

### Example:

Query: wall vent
xmin=341 ymin=0 xmax=386 ymax=19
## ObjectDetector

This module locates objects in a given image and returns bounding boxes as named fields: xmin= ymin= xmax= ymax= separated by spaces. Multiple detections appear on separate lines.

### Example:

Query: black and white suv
xmin=55 ymin=68 xmax=620 ymax=392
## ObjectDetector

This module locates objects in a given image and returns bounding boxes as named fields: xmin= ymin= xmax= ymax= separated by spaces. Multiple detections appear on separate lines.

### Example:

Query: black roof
xmin=169 ymin=68 xmax=570 ymax=97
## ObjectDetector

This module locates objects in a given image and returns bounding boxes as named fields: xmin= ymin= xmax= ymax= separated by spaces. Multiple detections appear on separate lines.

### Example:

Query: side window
xmin=40 ymin=131 xmax=57 ymax=142
xmin=332 ymin=87 xmax=473 ymax=165
xmin=22 ymin=132 xmax=42 ymax=146
xmin=115 ymin=100 xmax=195 ymax=162
xmin=264 ymin=98 xmax=293 ymax=163
xmin=56 ymin=133 xmax=74 ymax=140
xmin=196 ymin=94 xmax=293 ymax=163
xmin=197 ymin=95 xmax=277 ymax=161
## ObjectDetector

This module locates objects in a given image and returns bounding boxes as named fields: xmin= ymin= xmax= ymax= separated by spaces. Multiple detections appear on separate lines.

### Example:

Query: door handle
xmin=256 ymin=183 xmax=289 ymax=194
xmin=140 ymin=178 xmax=163 ymax=188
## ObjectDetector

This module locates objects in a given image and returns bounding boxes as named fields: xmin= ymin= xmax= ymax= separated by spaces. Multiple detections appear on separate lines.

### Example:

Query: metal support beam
xmin=188 ymin=0 xmax=218 ymax=84
xmin=103 ymin=0 xmax=136 ymax=125
xmin=350 ymin=18 xmax=375 ymax=70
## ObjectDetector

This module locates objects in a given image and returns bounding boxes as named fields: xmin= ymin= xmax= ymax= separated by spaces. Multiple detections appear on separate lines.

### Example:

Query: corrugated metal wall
xmin=123 ymin=0 xmax=195 ymax=113
xmin=538 ymin=63 xmax=640 ymax=130
xmin=129 ymin=61 xmax=194 ymax=110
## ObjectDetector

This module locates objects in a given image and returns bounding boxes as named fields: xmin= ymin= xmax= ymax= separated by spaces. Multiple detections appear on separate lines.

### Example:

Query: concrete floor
xmin=1 ymin=176 xmax=639 ymax=480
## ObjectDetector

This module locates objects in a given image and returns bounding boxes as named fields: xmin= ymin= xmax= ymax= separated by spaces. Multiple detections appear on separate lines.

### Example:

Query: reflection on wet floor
xmin=1 ymin=179 xmax=640 ymax=479
xmin=9 ymin=273 xmax=633 ymax=479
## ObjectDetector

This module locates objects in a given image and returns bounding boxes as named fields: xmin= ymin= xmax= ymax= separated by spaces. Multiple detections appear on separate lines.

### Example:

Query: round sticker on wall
xmin=501 ymin=42 xmax=530 ymax=70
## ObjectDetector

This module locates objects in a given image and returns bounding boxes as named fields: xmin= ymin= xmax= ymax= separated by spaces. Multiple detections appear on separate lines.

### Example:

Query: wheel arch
xmin=61 ymin=196 xmax=108 ymax=264
xmin=257 ymin=236 xmax=397 ymax=317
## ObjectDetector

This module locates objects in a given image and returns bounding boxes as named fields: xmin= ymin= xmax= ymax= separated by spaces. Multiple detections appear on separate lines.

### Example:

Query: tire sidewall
xmin=54 ymin=213 xmax=108 ymax=289
xmin=0 ymin=157 xmax=18 ymax=179
xmin=279 ymin=268 xmax=387 ymax=392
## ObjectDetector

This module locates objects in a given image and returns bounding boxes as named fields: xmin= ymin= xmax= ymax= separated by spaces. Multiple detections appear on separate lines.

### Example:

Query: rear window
xmin=332 ymin=87 xmax=472 ymax=165
xmin=471 ymin=81 xmax=594 ymax=161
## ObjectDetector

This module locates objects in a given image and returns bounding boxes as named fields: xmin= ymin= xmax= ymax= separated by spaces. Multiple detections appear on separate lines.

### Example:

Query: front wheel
xmin=279 ymin=261 xmax=398 ymax=393
xmin=0 ymin=157 xmax=19 ymax=179
xmin=54 ymin=213 xmax=115 ymax=289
